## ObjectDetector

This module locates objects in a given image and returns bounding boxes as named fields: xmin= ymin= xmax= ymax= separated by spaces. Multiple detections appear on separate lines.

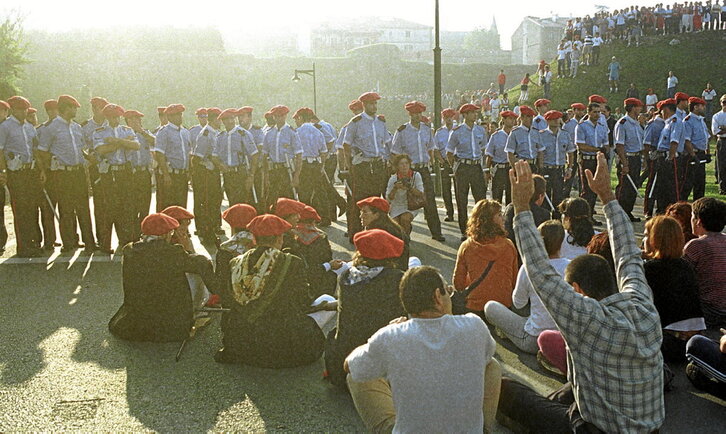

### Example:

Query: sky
xmin=4 ymin=0 xmax=650 ymax=51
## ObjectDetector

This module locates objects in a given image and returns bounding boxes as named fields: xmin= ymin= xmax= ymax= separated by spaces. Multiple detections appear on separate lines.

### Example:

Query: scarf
xmin=229 ymin=247 xmax=283 ymax=306
xmin=141 ymin=234 xmax=163 ymax=242
xmin=219 ymin=230 xmax=255 ymax=255
xmin=396 ymin=169 xmax=414 ymax=181
xmin=345 ymin=265 xmax=384 ymax=286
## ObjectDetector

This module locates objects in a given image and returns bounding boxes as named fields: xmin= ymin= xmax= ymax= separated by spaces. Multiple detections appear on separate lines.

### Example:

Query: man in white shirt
xmin=345 ymin=266 xmax=501 ymax=433
xmin=712 ymin=94 xmax=726 ymax=194
xmin=591 ymin=32 xmax=604 ymax=65
xmin=667 ymin=71 xmax=679 ymax=98
xmin=703 ymin=83 xmax=718 ymax=121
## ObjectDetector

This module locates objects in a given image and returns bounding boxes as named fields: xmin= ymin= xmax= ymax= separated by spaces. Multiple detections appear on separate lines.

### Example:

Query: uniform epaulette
xmin=378 ymin=115 xmax=386 ymax=122
xmin=397 ymin=124 xmax=407 ymax=132
xmin=618 ymin=118 xmax=626 ymax=124
xmin=452 ymin=125 xmax=461 ymax=131
xmin=202 ymin=129 xmax=209 ymax=136
xmin=351 ymin=115 xmax=362 ymax=122
xmin=314 ymin=123 xmax=323 ymax=129
xmin=95 ymin=126 xmax=105 ymax=132
xmin=670 ymin=117 xmax=677 ymax=123
xmin=80 ymin=120 xmax=88 ymax=127
xmin=684 ymin=115 xmax=691 ymax=121
xmin=251 ymin=125 xmax=260 ymax=129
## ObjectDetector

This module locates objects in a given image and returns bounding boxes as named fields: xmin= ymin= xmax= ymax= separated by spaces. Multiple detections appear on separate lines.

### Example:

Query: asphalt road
xmin=1 ymin=189 xmax=724 ymax=432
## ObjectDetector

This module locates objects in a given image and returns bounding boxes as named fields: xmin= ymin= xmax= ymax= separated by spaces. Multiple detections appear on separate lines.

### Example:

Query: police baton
xmin=648 ymin=173 xmax=658 ymax=199
xmin=244 ymin=155 xmax=258 ymax=204
xmin=626 ymin=174 xmax=643 ymax=199
xmin=42 ymin=188 xmax=60 ymax=222
xmin=284 ymin=154 xmax=299 ymax=200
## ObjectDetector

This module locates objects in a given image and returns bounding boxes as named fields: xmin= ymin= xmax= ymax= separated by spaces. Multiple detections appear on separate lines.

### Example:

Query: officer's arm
xmin=342 ymin=143 xmax=352 ymax=170
xmin=293 ymin=153 xmax=302 ymax=178
xmin=118 ymin=136 xmax=141 ymax=151
xmin=248 ymin=152 xmax=259 ymax=177
xmin=36 ymin=150 xmax=51 ymax=172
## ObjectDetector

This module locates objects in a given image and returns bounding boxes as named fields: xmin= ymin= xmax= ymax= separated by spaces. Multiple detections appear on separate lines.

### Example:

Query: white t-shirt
xmin=513 ymin=258 xmax=571 ymax=336
xmin=347 ymin=313 xmax=496 ymax=434
xmin=667 ymin=75 xmax=679 ymax=88
xmin=559 ymin=229 xmax=592 ymax=260
xmin=646 ymin=94 xmax=658 ymax=107
xmin=592 ymin=36 xmax=603 ymax=47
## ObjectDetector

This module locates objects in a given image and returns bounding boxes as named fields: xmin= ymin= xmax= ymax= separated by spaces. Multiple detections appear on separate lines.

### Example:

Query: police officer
xmin=92 ymin=103 xmax=140 ymax=253
xmin=233 ymin=107 xmax=263 ymax=207
xmin=486 ymin=110 xmax=517 ymax=205
xmin=336 ymin=100 xmax=364 ymax=234
xmin=674 ymin=92 xmax=690 ymax=121
xmin=123 ymin=109 xmax=154 ymax=241
xmin=82 ymin=97 xmax=109 ymax=244
xmin=341 ymin=92 xmax=390 ymax=240
xmin=292 ymin=107 xmax=329 ymax=220
xmin=214 ymin=108 xmax=258 ymax=208
xmin=532 ymin=98 xmax=551 ymax=148
xmin=237 ymin=106 xmax=264 ymax=146
xmin=613 ymin=98 xmax=645 ymax=222
xmin=262 ymin=105 xmax=301 ymax=205
xmin=153 ymin=107 xmax=168 ymax=134
xmin=189 ymin=108 xmax=208 ymax=150
xmin=681 ymin=97 xmax=710 ymax=200
xmin=505 ymin=105 xmax=539 ymax=168
xmin=562 ymin=102 xmax=586 ymax=197
xmin=642 ymin=106 xmax=666 ymax=218
xmin=535 ymin=110 xmax=575 ymax=214
xmin=0 ymin=96 xmax=46 ymax=257
xmin=654 ymin=98 xmax=683 ymax=214
xmin=435 ymin=108 xmax=458 ymax=221
xmin=311 ymin=113 xmax=345 ymax=224
xmin=154 ymin=104 xmax=191 ymax=211
xmin=191 ymin=107 xmax=222 ymax=241
xmin=445 ymin=103 xmax=488 ymax=240
xmin=391 ymin=101 xmax=445 ymax=241
xmin=37 ymin=94 xmax=96 ymax=252
xmin=575 ymin=102 xmax=605 ymax=218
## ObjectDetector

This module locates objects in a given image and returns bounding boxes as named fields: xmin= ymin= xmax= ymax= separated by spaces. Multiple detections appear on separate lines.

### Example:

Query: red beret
xmin=206 ymin=107 xmax=222 ymax=118
xmin=269 ymin=105 xmax=290 ymax=116
xmin=141 ymin=213 xmax=179 ymax=236
xmin=459 ymin=103 xmax=480 ymax=114
xmin=657 ymin=99 xmax=677 ymax=110
xmin=300 ymin=205 xmax=321 ymax=222
xmin=90 ymin=97 xmax=109 ymax=109
xmin=237 ymin=106 xmax=254 ymax=114
xmin=348 ymin=100 xmax=364 ymax=112
xmin=356 ymin=196 xmax=390 ymax=213
xmin=441 ymin=108 xmax=457 ymax=118
xmin=102 ymin=103 xmax=125 ymax=118
xmin=543 ymin=110 xmax=563 ymax=120
xmin=161 ymin=205 xmax=194 ymax=221
xmin=570 ymin=103 xmax=587 ymax=110
xmin=0 ymin=100 xmax=9 ymax=110
xmin=218 ymin=108 xmax=238 ymax=120
xmin=421 ymin=115 xmax=430 ymax=124
xmin=195 ymin=108 xmax=208 ymax=116
xmin=274 ymin=197 xmax=306 ymax=217
xmin=499 ymin=110 xmax=517 ymax=119
xmin=247 ymin=214 xmax=293 ymax=237
xmin=27 ymin=107 xmax=37 ymax=114
xmin=588 ymin=94 xmax=607 ymax=104
xmin=404 ymin=101 xmax=426 ymax=114
xmin=534 ymin=98 xmax=551 ymax=107
xmin=43 ymin=100 xmax=58 ymax=110
xmin=688 ymin=97 xmax=706 ymax=105
xmin=7 ymin=96 xmax=31 ymax=110
xmin=674 ymin=92 xmax=690 ymax=102
xmin=123 ymin=110 xmax=144 ymax=119
xmin=519 ymin=105 xmax=537 ymax=117
xmin=164 ymin=104 xmax=186 ymax=115
xmin=353 ymin=229 xmax=404 ymax=260
xmin=58 ymin=95 xmax=81 ymax=108
xmin=293 ymin=107 xmax=314 ymax=119
xmin=222 ymin=203 xmax=257 ymax=229
xmin=624 ymin=98 xmax=643 ymax=107
xmin=359 ymin=92 xmax=381 ymax=103
xmin=157 ymin=106 xmax=167 ymax=114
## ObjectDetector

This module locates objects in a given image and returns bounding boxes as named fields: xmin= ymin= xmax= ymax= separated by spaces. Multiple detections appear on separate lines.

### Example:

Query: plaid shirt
xmin=514 ymin=201 xmax=664 ymax=432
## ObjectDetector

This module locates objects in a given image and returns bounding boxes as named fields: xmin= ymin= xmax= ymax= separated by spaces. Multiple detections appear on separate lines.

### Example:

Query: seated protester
xmin=499 ymin=155 xmax=665 ymax=433
xmin=503 ymin=174 xmax=550 ymax=253
xmin=643 ymin=216 xmax=705 ymax=363
xmin=683 ymin=197 xmax=726 ymax=328
xmin=161 ymin=206 xmax=195 ymax=253
xmin=215 ymin=203 xmax=257 ymax=308
xmin=385 ymin=154 xmax=424 ymax=235
xmin=666 ymin=201 xmax=697 ymax=243
xmin=271 ymin=197 xmax=306 ymax=250
xmin=357 ymin=197 xmax=410 ymax=270
xmin=344 ymin=266 xmax=501 ymax=433
xmin=685 ymin=331 xmax=726 ymax=396
xmin=215 ymin=214 xmax=325 ymax=367
xmin=557 ymin=197 xmax=596 ymax=260
xmin=288 ymin=205 xmax=342 ymax=298
xmin=108 ymin=213 xmax=219 ymax=342
xmin=324 ymin=229 xmax=406 ymax=388
xmin=587 ymin=231 xmax=615 ymax=275
xmin=484 ymin=220 xmax=569 ymax=354
xmin=453 ymin=199 xmax=518 ymax=314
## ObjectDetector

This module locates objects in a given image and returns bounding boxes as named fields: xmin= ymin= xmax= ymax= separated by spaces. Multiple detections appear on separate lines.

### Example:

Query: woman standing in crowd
xmin=386 ymin=154 xmax=424 ymax=236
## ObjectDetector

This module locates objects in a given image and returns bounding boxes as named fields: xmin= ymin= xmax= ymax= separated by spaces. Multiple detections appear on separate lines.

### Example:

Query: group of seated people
xmin=107 ymin=152 xmax=726 ymax=431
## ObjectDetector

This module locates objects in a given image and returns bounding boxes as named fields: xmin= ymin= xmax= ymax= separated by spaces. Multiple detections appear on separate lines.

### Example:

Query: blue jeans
xmin=667 ymin=86 xmax=677 ymax=98
xmin=686 ymin=335 xmax=726 ymax=383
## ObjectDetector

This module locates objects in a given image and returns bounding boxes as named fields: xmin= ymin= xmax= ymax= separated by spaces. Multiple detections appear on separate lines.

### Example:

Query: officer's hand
xmin=485 ymin=172 xmax=492 ymax=182
xmin=39 ymin=170 xmax=47 ymax=184
xmin=163 ymin=173 xmax=172 ymax=188
xmin=292 ymin=173 xmax=300 ymax=187
xmin=621 ymin=164 xmax=629 ymax=175
xmin=329 ymin=259 xmax=345 ymax=270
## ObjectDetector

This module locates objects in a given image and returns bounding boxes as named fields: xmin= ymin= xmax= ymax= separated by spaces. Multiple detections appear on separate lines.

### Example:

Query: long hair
xmin=367 ymin=207 xmax=406 ymax=240
xmin=665 ymin=201 xmax=694 ymax=239
xmin=466 ymin=199 xmax=507 ymax=241
xmin=645 ymin=216 xmax=684 ymax=260
xmin=351 ymin=251 xmax=396 ymax=269
xmin=559 ymin=197 xmax=594 ymax=247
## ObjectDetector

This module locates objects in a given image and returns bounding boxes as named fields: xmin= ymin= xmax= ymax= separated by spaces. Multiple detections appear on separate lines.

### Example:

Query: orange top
xmin=453 ymin=236 xmax=518 ymax=311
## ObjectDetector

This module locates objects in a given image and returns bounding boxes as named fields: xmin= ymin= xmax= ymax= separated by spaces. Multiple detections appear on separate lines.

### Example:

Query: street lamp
xmin=433 ymin=0 xmax=442 ymax=130
xmin=292 ymin=63 xmax=317 ymax=114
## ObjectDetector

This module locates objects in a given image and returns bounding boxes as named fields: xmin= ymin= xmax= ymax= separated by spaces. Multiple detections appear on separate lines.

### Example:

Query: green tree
xmin=463 ymin=27 xmax=500 ymax=51
xmin=0 ymin=11 xmax=29 ymax=99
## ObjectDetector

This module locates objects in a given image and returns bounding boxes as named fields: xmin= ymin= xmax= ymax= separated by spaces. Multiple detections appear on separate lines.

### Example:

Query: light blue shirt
xmin=154 ymin=123 xmax=192 ymax=170
xmin=315 ymin=120 xmax=336 ymax=144
xmin=613 ymin=115 xmax=644 ymax=153
xmin=391 ymin=122 xmax=434 ymax=164
xmin=485 ymin=129 xmax=510 ymax=163
xmin=575 ymin=119 xmax=602 ymax=155
xmin=532 ymin=115 xmax=548 ymax=132
xmin=446 ymin=123 xmax=487 ymax=159
xmin=262 ymin=124 xmax=302 ymax=164
xmin=296 ymin=123 xmax=327 ymax=158
xmin=192 ymin=125 xmax=218 ymax=159
xmin=249 ymin=125 xmax=265 ymax=146
xmin=38 ymin=116 xmax=86 ymax=166
xmin=92 ymin=124 xmax=137 ymax=165
xmin=0 ymin=116 xmax=36 ymax=164
xmin=189 ymin=124 xmax=204 ymax=148
xmin=562 ymin=118 xmax=580 ymax=146
xmin=643 ymin=117 xmax=665 ymax=146
xmin=343 ymin=112 xmax=390 ymax=159
xmin=683 ymin=114 xmax=709 ymax=151
xmin=538 ymin=128 xmax=575 ymax=166
xmin=82 ymin=118 xmax=106 ymax=150
xmin=335 ymin=124 xmax=348 ymax=150
xmin=434 ymin=126 xmax=452 ymax=156
xmin=214 ymin=127 xmax=258 ymax=168
xmin=676 ymin=108 xmax=687 ymax=122
xmin=504 ymin=125 xmax=536 ymax=159
xmin=127 ymin=131 xmax=153 ymax=168
xmin=656 ymin=114 xmax=684 ymax=153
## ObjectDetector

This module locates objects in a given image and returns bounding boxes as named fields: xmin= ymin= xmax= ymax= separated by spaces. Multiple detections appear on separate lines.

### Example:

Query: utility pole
xmin=434 ymin=0 xmax=442 ymax=130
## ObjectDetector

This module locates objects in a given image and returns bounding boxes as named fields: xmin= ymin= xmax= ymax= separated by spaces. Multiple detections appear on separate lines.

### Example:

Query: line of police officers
xmin=0 ymin=90 xmax=713 ymax=256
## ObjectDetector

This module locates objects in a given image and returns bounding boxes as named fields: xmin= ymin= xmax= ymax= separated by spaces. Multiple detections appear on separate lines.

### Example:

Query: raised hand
xmin=584 ymin=152 xmax=616 ymax=204
xmin=508 ymin=160 xmax=534 ymax=214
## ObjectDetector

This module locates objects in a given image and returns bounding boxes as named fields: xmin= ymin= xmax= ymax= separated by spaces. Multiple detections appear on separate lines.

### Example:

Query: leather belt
xmin=225 ymin=166 xmax=243 ymax=172
xmin=303 ymin=157 xmax=322 ymax=164
xmin=494 ymin=163 xmax=509 ymax=168
xmin=657 ymin=150 xmax=680 ymax=158
xmin=625 ymin=152 xmax=641 ymax=157
xmin=131 ymin=166 xmax=150 ymax=173
xmin=543 ymin=164 xmax=564 ymax=169
xmin=412 ymin=163 xmax=430 ymax=169
xmin=53 ymin=164 xmax=84 ymax=171
xmin=11 ymin=163 xmax=35 ymax=171
xmin=109 ymin=164 xmax=129 ymax=171
xmin=458 ymin=158 xmax=480 ymax=165
xmin=168 ymin=168 xmax=188 ymax=175
xmin=580 ymin=154 xmax=597 ymax=160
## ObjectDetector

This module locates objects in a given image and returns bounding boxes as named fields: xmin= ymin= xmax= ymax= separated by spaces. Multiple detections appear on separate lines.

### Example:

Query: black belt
xmin=580 ymin=154 xmax=597 ymax=160
xmin=108 ymin=164 xmax=129 ymax=172
xmin=625 ymin=152 xmax=641 ymax=157
xmin=516 ymin=157 xmax=536 ymax=164
xmin=165 ymin=168 xmax=188 ymax=174
xmin=54 ymin=164 xmax=84 ymax=171
xmin=543 ymin=164 xmax=564 ymax=169
xmin=493 ymin=163 xmax=509 ymax=169
xmin=131 ymin=166 xmax=150 ymax=173
xmin=458 ymin=158 xmax=481 ymax=165
xmin=412 ymin=163 xmax=430 ymax=169
xmin=10 ymin=163 xmax=34 ymax=171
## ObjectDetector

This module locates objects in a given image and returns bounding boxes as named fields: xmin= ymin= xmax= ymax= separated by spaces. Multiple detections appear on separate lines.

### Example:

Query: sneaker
xmin=686 ymin=362 xmax=713 ymax=391
xmin=627 ymin=213 xmax=641 ymax=222
xmin=432 ymin=235 xmax=446 ymax=242
xmin=444 ymin=215 xmax=455 ymax=222
xmin=537 ymin=351 xmax=566 ymax=377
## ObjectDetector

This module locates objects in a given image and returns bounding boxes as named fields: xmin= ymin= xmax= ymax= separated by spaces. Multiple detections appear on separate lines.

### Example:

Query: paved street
xmin=0 ymin=188 xmax=724 ymax=431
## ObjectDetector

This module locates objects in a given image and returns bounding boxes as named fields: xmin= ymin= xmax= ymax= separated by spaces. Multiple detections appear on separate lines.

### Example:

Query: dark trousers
xmin=687 ymin=335 xmax=726 ymax=385
xmin=718 ymin=138 xmax=726 ymax=193
xmin=592 ymin=45 xmax=601 ymax=65
xmin=38 ymin=186 xmax=57 ymax=248
xmin=96 ymin=169 xmax=134 ymax=250
xmin=156 ymin=171 xmax=189 ymax=211
xmin=655 ymin=155 xmax=679 ymax=215
xmin=323 ymin=157 xmax=339 ymax=221
xmin=222 ymin=168 xmax=249 ymax=206
xmin=266 ymin=166 xmax=295 ymax=205
xmin=491 ymin=164 xmax=511 ymax=205
xmin=642 ymin=157 xmax=657 ymax=217
xmin=88 ymin=165 xmax=103 ymax=244
xmin=0 ymin=186 xmax=7 ymax=250
xmin=192 ymin=163 xmax=222 ymax=237
xmin=563 ymin=160 xmax=579 ymax=199
xmin=542 ymin=166 xmax=565 ymax=214
xmin=454 ymin=162 xmax=487 ymax=234
xmin=680 ymin=150 xmax=707 ymax=201
xmin=349 ymin=160 xmax=388 ymax=239
xmin=615 ymin=155 xmax=642 ymax=215
xmin=130 ymin=169 xmax=151 ymax=241
xmin=48 ymin=169 xmax=95 ymax=248
xmin=299 ymin=161 xmax=326 ymax=211
xmin=6 ymin=168 xmax=44 ymax=253
xmin=578 ymin=156 xmax=598 ymax=215
xmin=439 ymin=162 xmax=455 ymax=217
xmin=412 ymin=166 xmax=442 ymax=237
xmin=557 ymin=59 xmax=566 ymax=77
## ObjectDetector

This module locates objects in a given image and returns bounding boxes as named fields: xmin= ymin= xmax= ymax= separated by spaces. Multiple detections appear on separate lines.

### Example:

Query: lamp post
xmin=433 ymin=0 xmax=442 ymax=130
xmin=292 ymin=63 xmax=317 ymax=114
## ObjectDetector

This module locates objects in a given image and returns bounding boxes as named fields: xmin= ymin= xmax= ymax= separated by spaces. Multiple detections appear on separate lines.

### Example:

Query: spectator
xmin=357 ymin=197 xmax=410 ymax=271
xmin=591 ymin=32 xmax=604 ymax=64
xmin=626 ymin=82 xmax=640 ymax=99
xmin=570 ymin=44 xmax=581 ymax=78
xmin=543 ymin=65 xmax=553 ymax=99
xmin=345 ymin=266 xmax=502 ymax=433
xmin=499 ymin=155 xmax=665 ymax=433
xmin=558 ymin=197 xmax=596 ymax=260
xmin=703 ymin=82 xmax=718 ymax=121
xmin=557 ymin=41 xmax=567 ymax=78
xmin=684 ymin=197 xmax=726 ymax=328
xmin=587 ymin=231 xmax=615 ymax=274
xmin=582 ymin=33 xmax=593 ymax=65
xmin=519 ymin=73 xmax=532 ymax=103
xmin=324 ymin=229 xmax=405 ymax=387
xmin=666 ymin=201 xmax=698 ymax=242
xmin=608 ymin=56 xmax=621 ymax=93
xmin=643 ymin=216 xmax=706 ymax=363
xmin=667 ymin=71 xmax=679 ymax=98
xmin=628 ymin=20 xmax=643 ymax=46
xmin=685 ymin=331 xmax=726 ymax=396
xmin=453 ymin=199 xmax=518 ymax=315
xmin=385 ymin=154 xmax=424 ymax=236
xmin=645 ymin=88 xmax=658 ymax=111
xmin=498 ymin=69 xmax=506 ymax=95
xmin=484 ymin=220 xmax=570 ymax=354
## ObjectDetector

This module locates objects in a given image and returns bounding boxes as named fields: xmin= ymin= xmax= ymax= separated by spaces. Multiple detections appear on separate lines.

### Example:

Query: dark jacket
xmin=644 ymin=258 xmax=704 ymax=328
xmin=108 ymin=239 xmax=218 ymax=342
xmin=286 ymin=231 xmax=338 ymax=299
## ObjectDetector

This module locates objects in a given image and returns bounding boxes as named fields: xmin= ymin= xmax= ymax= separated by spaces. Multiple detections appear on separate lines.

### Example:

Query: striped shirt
xmin=514 ymin=201 xmax=664 ymax=432
xmin=683 ymin=233 xmax=726 ymax=327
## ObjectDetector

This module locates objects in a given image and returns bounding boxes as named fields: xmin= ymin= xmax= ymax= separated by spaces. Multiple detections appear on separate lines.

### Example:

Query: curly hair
xmin=391 ymin=153 xmax=412 ymax=169
xmin=665 ymin=201 xmax=694 ymax=239
xmin=466 ymin=199 xmax=507 ymax=241
xmin=558 ymin=197 xmax=594 ymax=247
xmin=352 ymin=251 xmax=396 ymax=269
xmin=587 ymin=231 xmax=615 ymax=275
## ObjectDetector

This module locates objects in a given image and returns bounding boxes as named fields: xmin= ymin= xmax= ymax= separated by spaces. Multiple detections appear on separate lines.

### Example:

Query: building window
xmin=406 ymin=31 xmax=411 ymax=38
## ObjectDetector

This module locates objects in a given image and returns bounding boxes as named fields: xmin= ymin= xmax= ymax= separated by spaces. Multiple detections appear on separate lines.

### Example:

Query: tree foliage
xmin=463 ymin=27 xmax=500 ymax=51
xmin=0 ymin=11 xmax=29 ymax=99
